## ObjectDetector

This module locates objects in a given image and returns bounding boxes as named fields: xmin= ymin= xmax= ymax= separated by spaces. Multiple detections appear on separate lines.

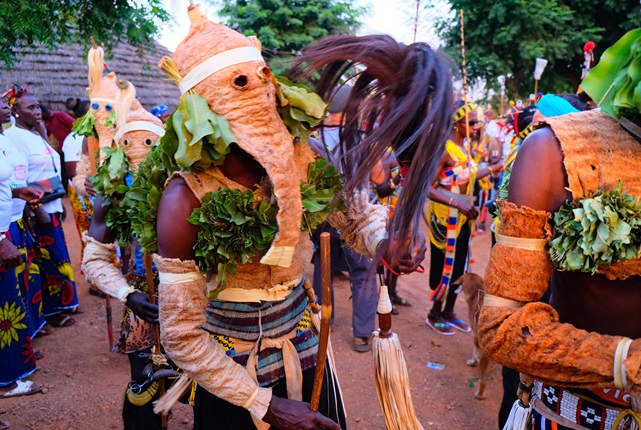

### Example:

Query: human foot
xmin=425 ymin=314 xmax=454 ymax=336
xmin=442 ymin=313 xmax=470 ymax=332
xmin=0 ymin=380 xmax=43 ymax=399
xmin=46 ymin=314 xmax=75 ymax=328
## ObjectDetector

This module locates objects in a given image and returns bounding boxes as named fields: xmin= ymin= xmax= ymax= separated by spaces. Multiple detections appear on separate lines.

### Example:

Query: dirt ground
xmin=1 ymin=199 xmax=502 ymax=430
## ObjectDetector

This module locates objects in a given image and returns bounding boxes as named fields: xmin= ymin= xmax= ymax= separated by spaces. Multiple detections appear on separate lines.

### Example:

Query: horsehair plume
xmin=289 ymin=34 xmax=453 ymax=267
xmin=115 ymin=80 xmax=136 ymax=131
xmin=87 ymin=45 xmax=105 ymax=96
xmin=159 ymin=56 xmax=183 ymax=85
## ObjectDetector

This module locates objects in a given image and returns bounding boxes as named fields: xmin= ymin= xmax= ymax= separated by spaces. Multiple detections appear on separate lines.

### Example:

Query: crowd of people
xmin=1 ymin=6 xmax=641 ymax=430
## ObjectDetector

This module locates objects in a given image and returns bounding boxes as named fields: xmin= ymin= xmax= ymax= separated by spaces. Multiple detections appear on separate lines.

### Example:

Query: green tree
xmin=216 ymin=0 xmax=366 ymax=73
xmin=0 ymin=0 xmax=169 ymax=67
xmin=434 ymin=0 xmax=641 ymax=99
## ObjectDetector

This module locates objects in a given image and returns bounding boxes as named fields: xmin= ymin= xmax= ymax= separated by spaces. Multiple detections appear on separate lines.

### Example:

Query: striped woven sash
xmin=204 ymin=281 xmax=318 ymax=387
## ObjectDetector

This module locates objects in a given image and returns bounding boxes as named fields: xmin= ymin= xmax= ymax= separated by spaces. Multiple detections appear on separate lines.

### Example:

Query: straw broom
xmin=372 ymin=285 xmax=423 ymax=430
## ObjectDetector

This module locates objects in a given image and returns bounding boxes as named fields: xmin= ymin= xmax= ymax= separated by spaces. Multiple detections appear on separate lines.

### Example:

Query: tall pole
xmin=413 ymin=1 xmax=421 ymax=43
xmin=460 ymin=9 xmax=472 ymax=162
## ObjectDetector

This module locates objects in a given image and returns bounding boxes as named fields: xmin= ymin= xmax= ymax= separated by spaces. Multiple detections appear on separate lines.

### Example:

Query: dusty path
xmin=1 ymin=199 xmax=501 ymax=429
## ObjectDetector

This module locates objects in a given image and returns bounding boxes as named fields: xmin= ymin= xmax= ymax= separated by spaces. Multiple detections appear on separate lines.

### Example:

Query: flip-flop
xmin=444 ymin=317 xmax=471 ymax=333
xmin=0 ymin=380 xmax=43 ymax=399
xmin=0 ymin=419 xmax=9 ymax=430
xmin=64 ymin=306 xmax=84 ymax=315
xmin=390 ymin=293 xmax=412 ymax=307
xmin=46 ymin=314 xmax=75 ymax=328
xmin=425 ymin=318 xmax=455 ymax=336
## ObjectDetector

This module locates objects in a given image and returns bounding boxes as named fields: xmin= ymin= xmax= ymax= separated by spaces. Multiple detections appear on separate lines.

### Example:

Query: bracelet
xmin=0 ymin=233 xmax=5 ymax=242
xmin=30 ymin=202 xmax=43 ymax=210
xmin=448 ymin=196 xmax=455 ymax=206
xmin=388 ymin=178 xmax=397 ymax=190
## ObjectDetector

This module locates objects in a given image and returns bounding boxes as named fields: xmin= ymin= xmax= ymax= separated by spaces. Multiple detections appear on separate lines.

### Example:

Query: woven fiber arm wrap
xmin=328 ymin=188 xmax=388 ymax=258
xmin=153 ymin=255 xmax=272 ymax=424
xmin=81 ymin=231 xmax=135 ymax=301
xmin=478 ymin=200 xmax=641 ymax=391
xmin=71 ymin=154 xmax=92 ymax=197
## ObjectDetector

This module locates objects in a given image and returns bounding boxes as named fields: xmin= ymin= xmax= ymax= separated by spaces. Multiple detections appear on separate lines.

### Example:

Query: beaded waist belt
xmin=533 ymin=381 xmax=641 ymax=430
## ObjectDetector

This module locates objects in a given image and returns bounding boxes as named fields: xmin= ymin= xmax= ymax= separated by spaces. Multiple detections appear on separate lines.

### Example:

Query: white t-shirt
xmin=0 ymin=134 xmax=28 ymax=222
xmin=0 ymin=147 xmax=14 ymax=232
xmin=5 ymin=126 xmax=63 ymax=214
xmin=485 ymin=121 xmax=500 ymax=139
xmin=62 ymin=133 xmax=83 ymax=163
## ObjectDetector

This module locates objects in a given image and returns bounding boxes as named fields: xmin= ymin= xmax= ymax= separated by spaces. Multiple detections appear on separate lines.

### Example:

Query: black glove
xmin=125 ymin=292 xmax=159 ymax=323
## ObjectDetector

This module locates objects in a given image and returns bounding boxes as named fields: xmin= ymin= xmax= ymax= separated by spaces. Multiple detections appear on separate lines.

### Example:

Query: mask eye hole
xmin=105 ymin=104 xmax=113 ymax=112
xmin=256 ymin=66 xmax=272 ymax=83
xmin=122 ymin=138 xmax=130 ymax=147
xmin=144 ymin=138 xmax=153 ymax=146
xmin=91 ymin=103 xmax=99 ymax=110
xmin=231 ymin=74 xmax=249 ymax=90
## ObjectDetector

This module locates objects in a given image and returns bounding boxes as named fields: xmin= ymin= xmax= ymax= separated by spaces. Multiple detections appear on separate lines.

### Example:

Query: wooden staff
xmin=144 ymin=253 xmax=168 ymax=429
xmin=310 ymin=232 xmax=332 ymax=412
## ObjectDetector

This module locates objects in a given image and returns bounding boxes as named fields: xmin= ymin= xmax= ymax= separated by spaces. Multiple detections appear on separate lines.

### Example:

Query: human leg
xmin=7 ymin=220 xmax=45 ymax=337
xmin=0 ymin=266 xmax=39 ymax=390
xmin=426 ymin=230 xmax=455 ymax=335
xmin=38 ymin=212 xmax=79 ymax=318
xmin=122 ymin=349 xmax=163 ymax=430
xmin=344 ymin=247 xmax=377 ymax=351
xmin=442 ymin=222 xmax=471 ymax=332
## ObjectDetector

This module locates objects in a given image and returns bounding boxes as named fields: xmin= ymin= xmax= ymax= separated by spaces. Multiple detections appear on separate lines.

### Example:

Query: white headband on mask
xmin=114 ymin=121 xmax=165 ymax=144
xmin=178 ymin=46 xmax=265 ymax=94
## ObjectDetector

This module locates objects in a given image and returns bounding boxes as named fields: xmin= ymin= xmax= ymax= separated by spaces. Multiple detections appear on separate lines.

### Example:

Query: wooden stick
xmin=143 ymin=253 xmax=167 ymax=429
xmin=310 ymin=232 xmax=332 ymax=412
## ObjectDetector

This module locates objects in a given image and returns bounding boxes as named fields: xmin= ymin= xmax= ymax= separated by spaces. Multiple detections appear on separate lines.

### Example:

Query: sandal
xmin=425 ymin=314 xmax=455 ymax=336
xmin=0 ymin=380 xmax=43 ymax=399
xmin=64 ymin=307 xmax=83 ymax=315
xmin=46 ymin=314 xmax=75 ymax=328
xmin=0 ymin=419 xmax=9 ymax=430
xmin=352 ymin=336 xmax=372 ymax=353
xmin=389 ymin=292 xmax=412 ymax=307
xmin=443 ymin=314 xmax=471 ymax=333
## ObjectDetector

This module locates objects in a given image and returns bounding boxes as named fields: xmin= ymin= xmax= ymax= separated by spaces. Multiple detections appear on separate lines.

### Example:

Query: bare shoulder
xmin=508 ymin=127 xmax=569 ymax=213
xmin=157 ymin=176 xmax=201 ymax=260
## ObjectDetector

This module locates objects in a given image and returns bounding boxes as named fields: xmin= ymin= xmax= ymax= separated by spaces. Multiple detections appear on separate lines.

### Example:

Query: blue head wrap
xmin=537 ymin=95 xmax=579 ymax=118
xmin=151 ymin=104 xmax=170 ymax=118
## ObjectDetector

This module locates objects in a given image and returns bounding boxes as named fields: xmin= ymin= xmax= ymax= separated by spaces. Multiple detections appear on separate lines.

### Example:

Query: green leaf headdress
xmin=582 ymin=28 xmax=641 ymax=119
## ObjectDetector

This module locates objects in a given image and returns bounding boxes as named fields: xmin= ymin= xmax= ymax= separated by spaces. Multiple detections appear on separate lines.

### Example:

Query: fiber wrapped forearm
xmin=81 ymin=231 xmax=135 ymax=301
xmin=328 ymin=188 xmax=388 ymax=258
xmin=478 ymin=200 xmax=641 ymax=391
xmin=154 ymin=255 xmax=272 ymax=423
xmin=72 ymin=154 xmax=92 ymax=197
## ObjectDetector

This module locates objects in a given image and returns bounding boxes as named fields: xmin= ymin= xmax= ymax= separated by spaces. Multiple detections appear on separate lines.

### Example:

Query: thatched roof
xmin=0 ymin=41 xmax=181 ymax=112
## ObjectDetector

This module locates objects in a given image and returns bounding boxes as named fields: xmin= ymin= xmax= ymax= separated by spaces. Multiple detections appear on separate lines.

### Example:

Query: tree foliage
xmin=0 ymin=0 xmax=170 ymax=67
xmin=434 ymin=0 xmax=641 ymax=99
xmin=216 ymin=0 xmax=366 ymax=73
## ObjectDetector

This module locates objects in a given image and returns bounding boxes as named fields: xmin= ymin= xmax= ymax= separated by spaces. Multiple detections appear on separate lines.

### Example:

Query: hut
xmin=0 ymin=41 xmax=181 ymax=112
